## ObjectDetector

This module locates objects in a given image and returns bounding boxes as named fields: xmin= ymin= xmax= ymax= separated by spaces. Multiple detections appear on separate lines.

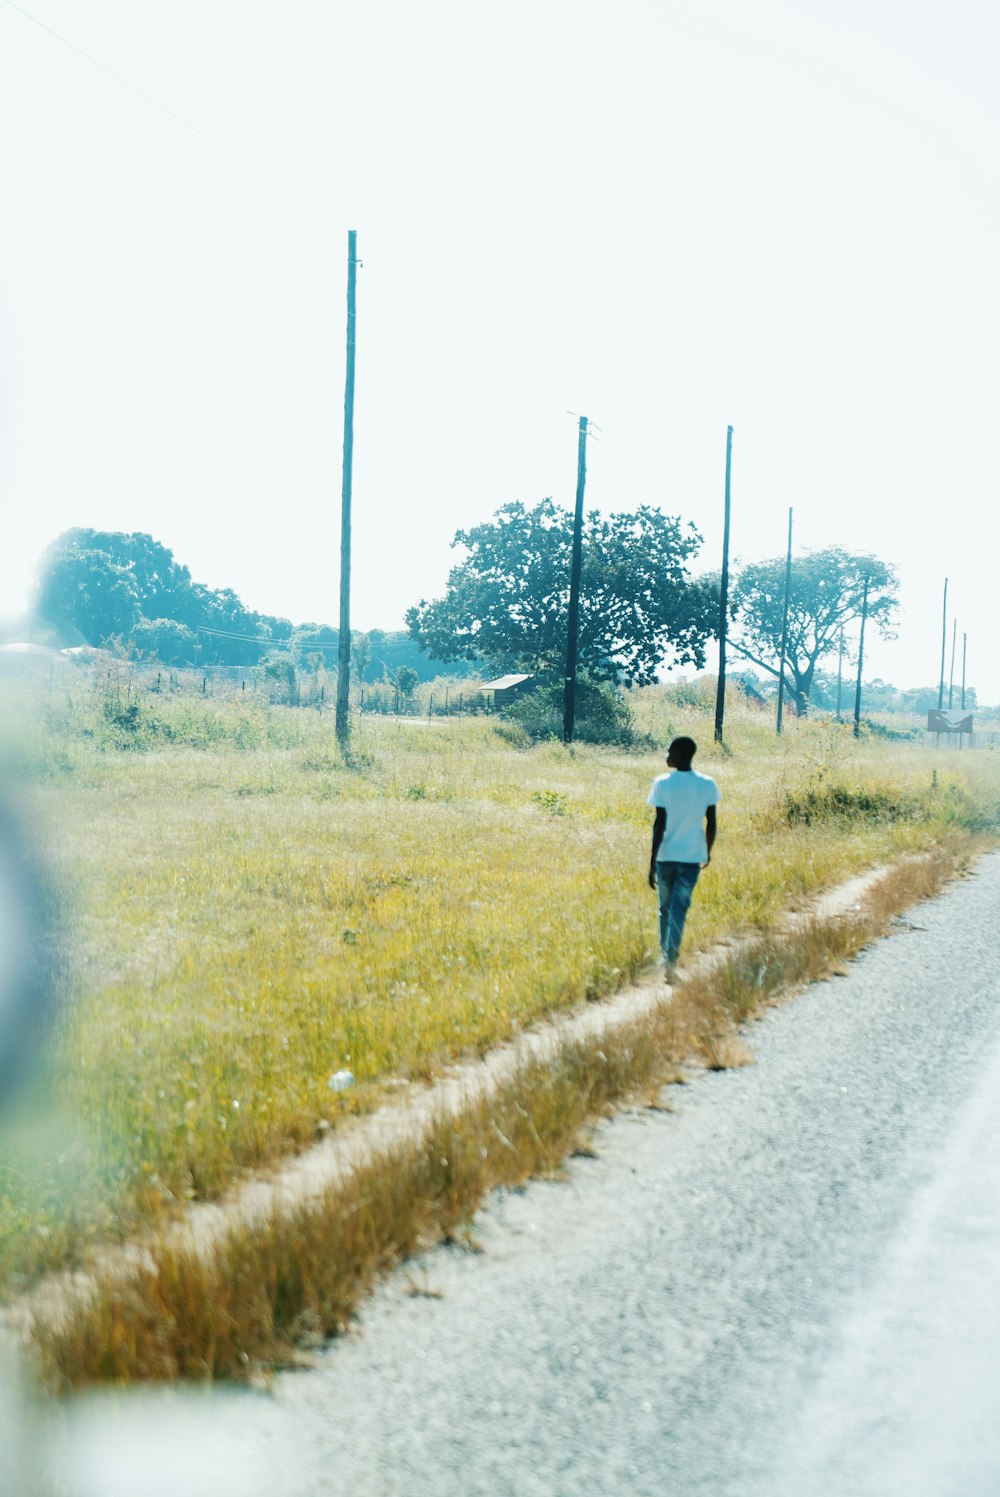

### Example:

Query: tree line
xmin=405 ymin=499 xmax=899 ymax=716
xmin=32 ymin=529 xmax=463 ymax=681
xmin=34 ymin=508 xmax=901 ymax=716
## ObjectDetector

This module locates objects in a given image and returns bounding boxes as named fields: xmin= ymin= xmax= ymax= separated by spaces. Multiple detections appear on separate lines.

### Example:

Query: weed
xmin=531 ymin=789 xmax=569 ymax=816
xmin=783 ymin=779 xmax=921 ymax=826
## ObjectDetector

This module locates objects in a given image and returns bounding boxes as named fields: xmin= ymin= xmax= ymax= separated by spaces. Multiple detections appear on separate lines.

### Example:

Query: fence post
xmin=428 ymin=694 xmax=433 ymax=723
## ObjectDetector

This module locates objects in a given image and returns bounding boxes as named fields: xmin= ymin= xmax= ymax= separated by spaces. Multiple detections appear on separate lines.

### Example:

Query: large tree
xmin=36 ymin=542 xmax=141 ymax=644
xmin=131 ymin=618 xmax=199 ymax=667
xmin=36 ymin=528 xmax=293 ymax=664
xmin=406 ymin=500 xmax=715 ymax=685
xmin=38 ymin=528 xmax=192 ymax=630
xmin=727 ymin=547 xmax=899 ymax=715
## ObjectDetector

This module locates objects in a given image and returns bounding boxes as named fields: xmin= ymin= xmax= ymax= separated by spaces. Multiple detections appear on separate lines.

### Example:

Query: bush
xmin=498 ymin=679 xmax=638 ymax=747
xmin=261 ymin=653 xmax=298 ymax=705
xmin=860 ymin=717 xmax=921 ymax=742
xmin=783 ymin=779 xmax=922 ymax=826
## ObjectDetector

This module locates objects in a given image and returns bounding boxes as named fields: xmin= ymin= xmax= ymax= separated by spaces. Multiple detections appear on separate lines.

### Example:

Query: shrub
xmin=498 ymin=678 xmax=638 ymax=746
xmin=783 ymin=779 xmax=921 ymax=826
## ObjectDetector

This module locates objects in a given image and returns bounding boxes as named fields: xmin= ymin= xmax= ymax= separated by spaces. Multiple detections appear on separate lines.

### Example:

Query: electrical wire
xmin=198 ymin=625 xmax=337 ymax=648
xmin=3 ymin=0 xmax=639 ymax=413
xmin=8 ymin=176 xmax=339 ymax=340
xmin=2 ymin=0 xmax=352 ymax=231
xmin=10 ymin=170 xmax=579 ymax=420
xmin=356 ymin=231 xmax=646 ymax=407
xmin=26 ymin=140 xmax=329 ymax=250
xmin=37 ymin=152 xmax=336 ymax=310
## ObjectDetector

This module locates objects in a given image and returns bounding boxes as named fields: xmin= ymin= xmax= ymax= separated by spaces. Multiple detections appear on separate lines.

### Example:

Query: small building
xmin=479 ymin=673 xmax=535 ymax=710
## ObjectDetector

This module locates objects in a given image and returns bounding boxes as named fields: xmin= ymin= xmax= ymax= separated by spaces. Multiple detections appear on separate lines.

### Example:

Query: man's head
xmin=667 ymin=736 xmax=697 ymax=770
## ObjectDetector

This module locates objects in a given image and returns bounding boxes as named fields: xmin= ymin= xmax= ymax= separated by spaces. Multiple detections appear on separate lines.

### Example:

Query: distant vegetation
xmin=406 ymin=498 xmax=716 ymax=683
xmin=723 ymin=546 xmax=900 ymax=717
xmin=30 ymin=528 xmax=474 ymax=681
xmin=33 ymin=526 xmax=947 ymax=721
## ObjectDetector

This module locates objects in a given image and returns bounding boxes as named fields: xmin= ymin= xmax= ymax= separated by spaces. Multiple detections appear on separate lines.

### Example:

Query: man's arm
xmin=703 ymin=804 xmax=717 ymax=866
xmin=649 ymin=807 xmax=666 ymax=888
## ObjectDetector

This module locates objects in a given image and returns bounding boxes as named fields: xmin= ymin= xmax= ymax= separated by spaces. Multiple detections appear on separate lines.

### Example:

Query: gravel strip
xmin=137 ymin=851 xmax=1000 ymax=1497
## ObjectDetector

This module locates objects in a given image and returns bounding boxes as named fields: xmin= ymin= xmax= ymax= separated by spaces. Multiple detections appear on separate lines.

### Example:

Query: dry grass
xmin=29 ymin=833 xmax=980 ymax=1390
xmin=3 ymin=685 xmax=994 ymax=1293
xmin=3 ymin=680 xmax=998 ymax=1309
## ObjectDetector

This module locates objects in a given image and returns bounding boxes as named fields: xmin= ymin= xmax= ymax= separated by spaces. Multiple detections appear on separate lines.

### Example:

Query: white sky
xmin=1 ymin=0 xmax=997 ymax=696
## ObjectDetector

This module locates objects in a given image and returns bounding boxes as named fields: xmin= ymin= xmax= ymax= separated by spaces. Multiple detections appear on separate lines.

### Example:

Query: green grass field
xmin=3 ymin=679 xmax=998 ymax=1300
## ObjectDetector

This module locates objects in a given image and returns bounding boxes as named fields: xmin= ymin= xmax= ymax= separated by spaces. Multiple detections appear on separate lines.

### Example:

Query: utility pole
xmin=714 ymin=425 xmax=733 ymax=745
xmin=336 ymin=229 xmax=359 ymax=750
xmin=948 ymin=619 xmax=957 ymax=708
xmin=563 ymin=416 xmax=588 ymax=744
xmin=853 ymin=574 xmax=870 ymax=738
xmin=776 ymin=506 xmax=793 ymax=735
xmin=961 ymin=632 xmax=967 ymax=710
xmin=835 ymin=628 xmax=845 ymax=721
xmin=937 ymin=577 xmax=948 ymax=710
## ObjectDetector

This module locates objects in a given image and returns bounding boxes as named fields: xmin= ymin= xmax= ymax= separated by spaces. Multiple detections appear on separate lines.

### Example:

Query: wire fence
xmin=97 ymin=660 xmax=492 ymax=719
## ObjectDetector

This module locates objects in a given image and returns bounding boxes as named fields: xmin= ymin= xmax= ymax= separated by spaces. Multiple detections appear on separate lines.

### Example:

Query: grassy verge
xmin=3 ymin=681 xmax=999 ymax=1301
xmin=29 ymin=836 xmax=978 ymax=1389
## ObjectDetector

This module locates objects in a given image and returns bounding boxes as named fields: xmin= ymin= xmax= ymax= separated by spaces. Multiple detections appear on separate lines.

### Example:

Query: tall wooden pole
xmin=775 ymin=506 xmax=793 ymax=735
xmin=853 ymin=574 xmax=870 ymax=738
xmin=948 ymin=619 xmax=957 ymax=708
xmin=836 ymin=628 xmax=845 ymax=721
xmin=563 ymin=416 xmax=588 ymax=744
xmin=961 ymin=632 xmax=967 ymax=710
xmin=714 ymin=425 xmax=733 ymax=745
xmin=336 ymin=230 xmax=358 ymax=749
xmin=937 ymin=577 xmax=948 ymax=710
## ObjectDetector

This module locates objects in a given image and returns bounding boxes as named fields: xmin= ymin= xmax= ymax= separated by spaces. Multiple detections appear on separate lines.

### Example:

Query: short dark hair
xmin=669 ymin=736 xmax=697 ymax=767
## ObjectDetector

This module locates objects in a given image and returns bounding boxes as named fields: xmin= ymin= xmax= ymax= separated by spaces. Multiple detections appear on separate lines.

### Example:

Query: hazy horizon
xmin=3 ymin=1 xmax=998 ymax=694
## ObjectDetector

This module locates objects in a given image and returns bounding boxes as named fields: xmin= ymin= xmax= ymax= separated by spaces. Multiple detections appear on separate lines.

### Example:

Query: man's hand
xmin=649 ymin=808 xmax=666 ymax=886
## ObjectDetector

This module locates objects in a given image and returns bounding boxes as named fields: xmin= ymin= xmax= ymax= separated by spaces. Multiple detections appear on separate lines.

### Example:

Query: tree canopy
xmin=34 ymin=528 xmax=488 ymax=676
xmin=35 ymin=529 xmax=293 ymax=666
xmin=727 ymin=547 xmax=899 ymax=714
xmin=406 ymin=499 xmax=715 ymax=685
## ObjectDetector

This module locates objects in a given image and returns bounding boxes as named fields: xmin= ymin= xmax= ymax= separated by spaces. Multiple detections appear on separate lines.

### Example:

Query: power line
xmin=357 ymin=232 xmax=654 ymax=407
xmin=3 ymin=0 xmax=351 ymax=231
xmin=198 ymin=625 xmax=338 ymax=648
xmin=38 ymin=152 xmax=336 ymax=310
xmin=4 ymin=0 xmax=651 ymax=412
xmin=13 ymin=166 xmax=582 ymax=419
xmin=28 ymin=141 xmax=327 ymax=250
xmin=8 ymin=177 xmax=338 ymax=339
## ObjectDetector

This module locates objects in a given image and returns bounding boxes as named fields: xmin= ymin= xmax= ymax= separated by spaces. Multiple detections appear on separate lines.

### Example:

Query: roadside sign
xmin=927 ymin=710 xmax=974 ymax=733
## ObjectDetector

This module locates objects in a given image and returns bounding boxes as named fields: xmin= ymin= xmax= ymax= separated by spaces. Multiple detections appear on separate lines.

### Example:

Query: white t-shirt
xmin=647 ymin=768 xmax=721 ymax=864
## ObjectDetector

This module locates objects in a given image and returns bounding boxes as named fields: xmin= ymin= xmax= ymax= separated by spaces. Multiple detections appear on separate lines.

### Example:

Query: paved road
xmin=57 ymin=853 xmax=1000 ymax=1496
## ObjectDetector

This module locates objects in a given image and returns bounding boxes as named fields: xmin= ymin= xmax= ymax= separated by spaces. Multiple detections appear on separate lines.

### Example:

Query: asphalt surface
xmin=55 ymin=853 xmax=1000 ymax=1496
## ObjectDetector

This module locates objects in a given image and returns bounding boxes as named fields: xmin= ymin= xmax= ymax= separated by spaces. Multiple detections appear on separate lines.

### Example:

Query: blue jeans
xmin=655 ymin=861 xmax=701 ymax=965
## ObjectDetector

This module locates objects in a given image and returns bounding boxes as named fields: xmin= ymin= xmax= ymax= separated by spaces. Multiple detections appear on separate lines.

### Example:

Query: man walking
xmin=648 ymin=736 xmax=719 ymax=975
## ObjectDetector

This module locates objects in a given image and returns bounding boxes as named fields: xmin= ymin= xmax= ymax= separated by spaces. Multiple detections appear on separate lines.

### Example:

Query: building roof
xmin=479 ymin=673 xmax=533 ymax=692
